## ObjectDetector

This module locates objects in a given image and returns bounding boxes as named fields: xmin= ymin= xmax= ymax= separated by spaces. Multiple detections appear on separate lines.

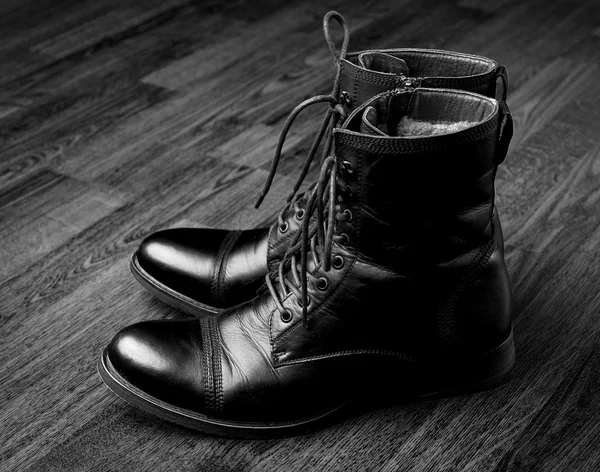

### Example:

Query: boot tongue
xmin=358 ymin=52 xmax=410 ymax=76
xmin=359 ymin=106 xmax=389 ymax=136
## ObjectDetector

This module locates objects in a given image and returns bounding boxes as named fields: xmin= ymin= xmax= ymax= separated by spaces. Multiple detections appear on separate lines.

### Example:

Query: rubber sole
xmin=130 ymin=252 xmax=220 ymax=317
xmin=97 ymin=329 xmax=515 ymax=438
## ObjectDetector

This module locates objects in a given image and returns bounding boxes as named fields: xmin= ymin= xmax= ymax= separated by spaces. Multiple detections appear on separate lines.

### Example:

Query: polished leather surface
xmin=135 ymin=49 xmax=509 ymax=312
xmin=137 ymin=227 xmax=269 ymax=308
xmin=108 ymin=88 xmax=514 ymax=426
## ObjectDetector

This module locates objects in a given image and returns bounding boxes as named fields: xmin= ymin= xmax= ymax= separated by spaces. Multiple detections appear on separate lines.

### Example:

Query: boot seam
xmin=200 ymin=317 xmax=215 ymax=413
xmin=211 ymin=230 xmax=241 ymax=305
xmin=340 ymin=59 xmax=495 ymax=90
xmin=268 ymin=227 xmax=297 ymax=261
xmin=437 ymin=232 xmax=497 ymax=348
xmin=270 ymin=251 xmax=359 ymax=351
xmin=271 ymin=150 xmax=365 ymax=359
xmin=336 ymin=116 xmax=498 ymax=154
xmin=201 ymin=316 xmax=224 ymax=413
xmin=276 ymin=349 xmax=415 ymax=366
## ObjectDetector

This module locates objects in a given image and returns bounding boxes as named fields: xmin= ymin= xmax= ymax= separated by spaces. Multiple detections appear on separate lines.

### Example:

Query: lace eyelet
xmin=346 ymin=186 xmax=354 ymax=197
xmin=338 ymin=233 xmax=350 ymax=245
xmin=279 ymin=222 xmax=289 ymax=233
xmin=339 ymin=90 xmax=352 ymax=107
xmin=332 ymin=255 xmax=345 ymax=269
xmin=316 ymin=277 xmax=328 ymax=291
xmin=280 ymin=309 xmax=293 ymax=323
xmin=295 ymin=209 xmax=305 ymax=220
xmin=297 ymin=296 xmax=311 ymax=308
xmin=342 ymin=209 xmax=353 ymax=222
xmin=341 ymin=161 xmax=354 ymax=175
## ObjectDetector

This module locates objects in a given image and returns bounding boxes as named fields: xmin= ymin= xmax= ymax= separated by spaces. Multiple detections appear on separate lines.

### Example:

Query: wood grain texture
xmin=1 ymin=0 xmax=600 ymax=470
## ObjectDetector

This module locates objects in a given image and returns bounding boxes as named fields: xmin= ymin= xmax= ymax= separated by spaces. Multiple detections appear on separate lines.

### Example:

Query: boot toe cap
xmin=136 ymin=228 xmax=222 ymax=279
xmin=107 ymin=320 xmax=206 ymax=410
xmin=135 ymin=228 xmax=226 ymax=301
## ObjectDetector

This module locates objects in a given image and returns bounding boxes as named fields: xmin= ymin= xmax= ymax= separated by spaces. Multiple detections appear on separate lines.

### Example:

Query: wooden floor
xmin=1 ymin=0 xmax=600 ymax=470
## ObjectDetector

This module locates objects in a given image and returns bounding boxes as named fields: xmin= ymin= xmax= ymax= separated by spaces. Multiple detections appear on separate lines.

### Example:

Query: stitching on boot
xmin=211 ymin=230 xmax=242 ymax=305
xmin=200 ymin=317 xmax=216 ymax=413
xmin=208 ymin=316 xmax=224 ymax=412
xmin=338 ymin=118 xmax=497 ymax=154
xmin=268 ymin=226 xmax=297 ymax=257
xmin=437 ymin=233 xmax=497 ymax=347
xmin=200 ymin=316 xmax=224 ymax=413
xmin=341 ymin=60 xmax=494 ymax=90
xmin=271 ymin=148 xmax=365 ymax=361
xmin=280 ymin=349 xmax=415 ymax=365
xmin=352 ymin=67 xmax=358 ymax=109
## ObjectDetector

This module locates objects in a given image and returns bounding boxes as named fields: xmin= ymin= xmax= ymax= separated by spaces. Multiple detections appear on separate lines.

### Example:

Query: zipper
xmin=379 ymin=76 xmax=423 ymax=99
xmin=397 ymin=74 xmax=422 ymax=91
xmin=385 ymin=76 xmax=422 ymax=130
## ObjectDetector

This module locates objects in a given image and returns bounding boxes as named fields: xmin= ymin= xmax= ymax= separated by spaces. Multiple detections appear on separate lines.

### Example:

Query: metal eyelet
xmin=316 ymin=277 xmax=328 ymax=291
xmin=279 ymin=222 xmax=289 ymax=233
xmin=339 ymin=90 xmax=352 ymax=107
xmin=280 ymin=309 xmax=293 ymax=323
xmin=342 ymin=209 xmax=353 ymax=222
xmin=297 ymin=296 xmax=311 ymax=308
xmin=332 ymin=255 xmax=345 ymax=269
xmin=338 ymin=233 xmax=350 ymax=245
xmin=341 ymin=161 xmax=354 ymax=175
xmin=295 ymin=209 xmax=305 ymax=220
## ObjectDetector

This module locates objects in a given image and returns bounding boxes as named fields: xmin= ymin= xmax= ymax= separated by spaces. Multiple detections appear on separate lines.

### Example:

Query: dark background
xmin=1 ymin=0 xmax=599 ymax=470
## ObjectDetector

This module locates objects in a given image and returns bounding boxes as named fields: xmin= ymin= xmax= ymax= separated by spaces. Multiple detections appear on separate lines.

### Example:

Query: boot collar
xmin=340 ymin=48 xmax=499 ymax=92
xmin=335 ymin=88 xmax=501 ymax=154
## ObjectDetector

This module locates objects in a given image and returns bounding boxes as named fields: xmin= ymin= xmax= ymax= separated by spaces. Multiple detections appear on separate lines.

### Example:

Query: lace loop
xmin=254 ymin=12 xmax=350 ymax=211
xmin=323 ymin=11 xmax=350 ymax=64
xmin=266 ymin=153 xmax=352 ymax=329
xmin=258 ymin=12 xmax=353 ymax=329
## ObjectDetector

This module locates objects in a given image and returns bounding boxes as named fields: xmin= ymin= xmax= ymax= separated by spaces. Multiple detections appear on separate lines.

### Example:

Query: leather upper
xmin=137 ymin=227 xmax=269 ymax=308
xmin=134 ymin=49 xmax=507 ymax=311
xmin=110 ymin=88 xmax=514 ymax=424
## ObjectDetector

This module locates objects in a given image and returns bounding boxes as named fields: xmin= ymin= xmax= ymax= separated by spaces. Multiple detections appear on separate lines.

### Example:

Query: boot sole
xmin=97 ymin=329 xmax=515 ymax=438
xmin=414 ymin=327 xmax=515 ymax=400
xmin=130 ymin=252 xmax=220 ymax=317
xmin=97 ymin=348 xmax=349 ymax=438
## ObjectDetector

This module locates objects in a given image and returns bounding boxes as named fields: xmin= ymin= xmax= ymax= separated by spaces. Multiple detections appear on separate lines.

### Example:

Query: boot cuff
xmin=341 ymin=48 xmax=497 ymax=89
xmin=335 ymin=88 xmax=500 ymax=153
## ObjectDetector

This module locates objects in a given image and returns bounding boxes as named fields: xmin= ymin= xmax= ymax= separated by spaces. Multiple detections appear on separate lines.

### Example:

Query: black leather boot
xmin=99 ymin=87 xmax=515 ymax=437
xmin=131 ymin=12 xmax=511 ymax=316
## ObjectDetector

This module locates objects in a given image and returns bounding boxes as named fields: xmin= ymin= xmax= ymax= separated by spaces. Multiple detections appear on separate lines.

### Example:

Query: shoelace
xmin=254 ymin=11 xmax=350 ymax=226
xmin=265 ymin=153 xmax=354 ymax=328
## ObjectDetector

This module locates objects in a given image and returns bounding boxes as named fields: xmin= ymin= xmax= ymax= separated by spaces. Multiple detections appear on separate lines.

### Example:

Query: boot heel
xmin=415 ymin=326 xmax=515 ymax=400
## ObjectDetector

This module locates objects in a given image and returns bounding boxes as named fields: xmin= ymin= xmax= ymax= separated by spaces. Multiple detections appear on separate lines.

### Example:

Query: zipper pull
xmin=387 ymin=76 xmax=422 ymax=96
xmin=398 ymin=74 xmax=421 ymax=90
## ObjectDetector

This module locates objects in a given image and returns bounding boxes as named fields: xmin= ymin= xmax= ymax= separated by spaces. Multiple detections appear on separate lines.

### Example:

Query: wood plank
xmin=496 ymin=61 xmax=600 ymax=235
xmin=0 ymin=162 xmax=273 ymax=331
xmin=0 ymin=171 xmax=124 ymax=284
xmin=31 ymin=0 xmax=191 ymax=59
xmin=0 ymin=82 xmax=171 ymax=192
xmin=2 ymin=0 xmax=600 ymax=470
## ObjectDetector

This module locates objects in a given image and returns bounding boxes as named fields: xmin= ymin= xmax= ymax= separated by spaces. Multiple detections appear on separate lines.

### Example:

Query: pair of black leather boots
xmin=98 ymin=12 xmax=515 ymax=438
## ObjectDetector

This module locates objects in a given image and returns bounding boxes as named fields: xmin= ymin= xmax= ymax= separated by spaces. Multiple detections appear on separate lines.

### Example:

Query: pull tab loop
xmin=493 ymin=65 xmax=513 ymax=164
xmin=323 ymin=11 xmax=350 ymax=63
xmin=495 ymin=65 xmax=509 ymax=103
xmin=496 ymin=103 xmax=513 ymax=165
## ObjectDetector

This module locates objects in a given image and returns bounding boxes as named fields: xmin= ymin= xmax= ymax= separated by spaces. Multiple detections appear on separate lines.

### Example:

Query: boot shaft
xmin=334 ymin=88 xmax=511 ymax=273
xmin=266 ymin=49 xmax=510 ymax=263
xmin=266 ymin=87 xmax=513 ymax=357
xmin=339 ymin=48 xmax=504 ymax=111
